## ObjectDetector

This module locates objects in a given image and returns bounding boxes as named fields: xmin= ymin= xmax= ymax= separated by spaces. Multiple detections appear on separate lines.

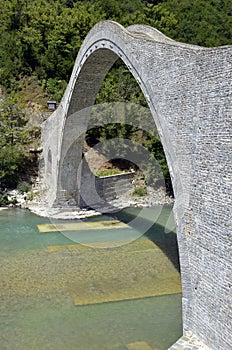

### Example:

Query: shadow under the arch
xmin=111 ymin=205 xmax=180 ymax=273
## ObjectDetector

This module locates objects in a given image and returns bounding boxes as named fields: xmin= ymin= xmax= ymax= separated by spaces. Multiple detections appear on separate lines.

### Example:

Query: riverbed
xmin=0 ymin=206 xmax=182 ymax=350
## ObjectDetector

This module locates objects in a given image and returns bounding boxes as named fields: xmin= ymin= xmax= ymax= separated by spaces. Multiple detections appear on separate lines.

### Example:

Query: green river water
xmin=0 ymin=206 xmax=182 ymax=350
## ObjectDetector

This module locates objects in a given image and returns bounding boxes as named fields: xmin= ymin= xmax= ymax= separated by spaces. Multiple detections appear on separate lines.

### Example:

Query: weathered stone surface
xmin=40 ymin=21 xmax=232 ymax=350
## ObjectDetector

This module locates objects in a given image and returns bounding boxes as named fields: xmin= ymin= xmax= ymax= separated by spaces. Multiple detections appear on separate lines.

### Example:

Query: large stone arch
xmin=41 ymin=21 xmax=232 ymax=350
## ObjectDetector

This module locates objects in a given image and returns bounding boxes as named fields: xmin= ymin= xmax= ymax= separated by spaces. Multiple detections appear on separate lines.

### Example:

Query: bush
xmin=0 ymin=190 xmax=9 ymax=206
xmin=17 ymin=181 xmax=31 ymax=194
xmin=26 ymin=191 xmax=34 ymax=201
xmin=0 ymin=97 xmax=31 ymax=189
xmin=96 ymin=168 xmax=124 ymax=177
xmin=132 ymin=186 xmax=147 ymax=197
xmin=45 ymin=78 xmax=67 ymax=102
xmin=0 ymin=145 xmax=25 ymax=188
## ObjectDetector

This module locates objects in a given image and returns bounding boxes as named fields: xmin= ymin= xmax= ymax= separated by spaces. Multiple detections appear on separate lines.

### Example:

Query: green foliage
xmin=0 ymin=98 xmax=29 ymax=188
xmin=165 ymin=0 xmax=232 ymax=46
xmin=120 ymin=2 xmax=178 ymax=33
xmin=95 ymin=0 xmax=143 ymax=21
xmin=145 ymin=131 xmax=173 ymax=194
xmin=44 ymin=78 xmax=67 ymax=102
xmin=0 ymin=188 xmax=18 ymax=206
xmin=26 ymin=190 xmax=34 ymax=201
xmin=96 ymin=61 xmax=148 ymax=106
xmin=1 ymin=0 xmax=230 ymax=94
xmin=0 ymin=189 xmax=10 ymax=206
xmin=96 ymin=168 xmax=126 ymax=177
xmin=0 ymin=0 xmax=105 ymax=94
xmin=86 ymin=121 xmax=173 ymax=193
xmin=132 ymin=186 xmax=148 ymax=197
xmin=0 ymin=145 xmax=23 ymax=188
xmin=17 ymin=181 xmax=31 ymax=194
xmin=0 ymin=98 xmax=28 ymax=146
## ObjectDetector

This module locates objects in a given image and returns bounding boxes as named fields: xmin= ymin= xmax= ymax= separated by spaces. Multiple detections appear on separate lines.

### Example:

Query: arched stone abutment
xmin=54 ymin=24 xmax=196 ymax=330
xmin=55 ymin=21 xmax=194 ymax=208
xmin=41 ymin=21 xmax=232 ymax=350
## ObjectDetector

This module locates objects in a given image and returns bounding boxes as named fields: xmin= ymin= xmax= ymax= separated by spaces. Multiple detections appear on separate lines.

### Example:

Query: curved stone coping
xmin=127 ymin=23 xmax=183 ymax=44
xmin=87 ymin=20 xmax=231 ymax=51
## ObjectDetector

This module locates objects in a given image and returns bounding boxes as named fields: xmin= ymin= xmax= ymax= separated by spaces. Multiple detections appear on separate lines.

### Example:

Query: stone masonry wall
xmin=41 ymin=21 xmax=232 ymax=350
xmin=95 ymin=172 xmax=134 ymax=202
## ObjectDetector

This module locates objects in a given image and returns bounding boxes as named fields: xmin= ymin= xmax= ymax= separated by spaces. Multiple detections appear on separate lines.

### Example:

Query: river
xmin=0 ymin=206 xmax=182 ymax=350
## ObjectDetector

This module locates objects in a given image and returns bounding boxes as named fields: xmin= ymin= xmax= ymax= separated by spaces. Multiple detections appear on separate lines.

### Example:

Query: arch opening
xmin=57 ymin=49 xmax=183 ymax=348
xmin=59 ymin=47 xmax=179 ymax=206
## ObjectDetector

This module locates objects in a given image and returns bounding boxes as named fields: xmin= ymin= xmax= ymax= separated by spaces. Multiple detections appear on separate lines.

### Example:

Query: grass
xmin=132 ymin=187 xmax=148 ymax=197
xmin=96 ymin=168 xmax=126 ymax=177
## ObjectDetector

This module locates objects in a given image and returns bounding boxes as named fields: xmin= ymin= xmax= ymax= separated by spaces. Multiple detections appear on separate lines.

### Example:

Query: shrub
xmin=132 ymin=186 xmax=147 ymax=197
xmin=0 ymin=192 xmax=9 ymax=206
xmin=17 ymin=181 xmax=31 ymax=194
xmin=96 ymin=168 xmax=125 ymax=177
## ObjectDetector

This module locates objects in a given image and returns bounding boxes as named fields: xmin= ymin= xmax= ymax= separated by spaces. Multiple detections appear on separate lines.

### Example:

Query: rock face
xmin=40 ymin=21 xmax=232 ymax=350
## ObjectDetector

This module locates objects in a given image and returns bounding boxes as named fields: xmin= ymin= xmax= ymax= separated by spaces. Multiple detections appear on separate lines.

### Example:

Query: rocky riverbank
xmin=1 ymin=177 xmax=173 ymax=220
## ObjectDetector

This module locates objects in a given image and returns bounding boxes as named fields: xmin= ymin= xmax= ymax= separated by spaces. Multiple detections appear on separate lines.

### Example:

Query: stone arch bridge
xmin=40 ymin=21 xmax=231 ymax=350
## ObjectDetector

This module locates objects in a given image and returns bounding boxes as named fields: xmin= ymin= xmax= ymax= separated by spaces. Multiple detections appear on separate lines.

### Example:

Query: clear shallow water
xmin=0 ymin=207 xmax=182 ymax=350
xmin=0 ymin=209 xmax=70 ymax=252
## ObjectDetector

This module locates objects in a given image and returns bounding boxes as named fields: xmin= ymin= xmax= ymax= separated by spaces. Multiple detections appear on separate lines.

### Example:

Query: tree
xmin=165 ymin=0 xmax=232 ymax=46
xmin=0 ymin=98 xmax=28 ymax=188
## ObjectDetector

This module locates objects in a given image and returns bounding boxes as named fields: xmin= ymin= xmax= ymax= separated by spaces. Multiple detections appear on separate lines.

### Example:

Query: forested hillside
xmin=0 ymin=0 xmax=231 ymax=201
xmin=0 ymin=0 xmax=231 ymax=93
